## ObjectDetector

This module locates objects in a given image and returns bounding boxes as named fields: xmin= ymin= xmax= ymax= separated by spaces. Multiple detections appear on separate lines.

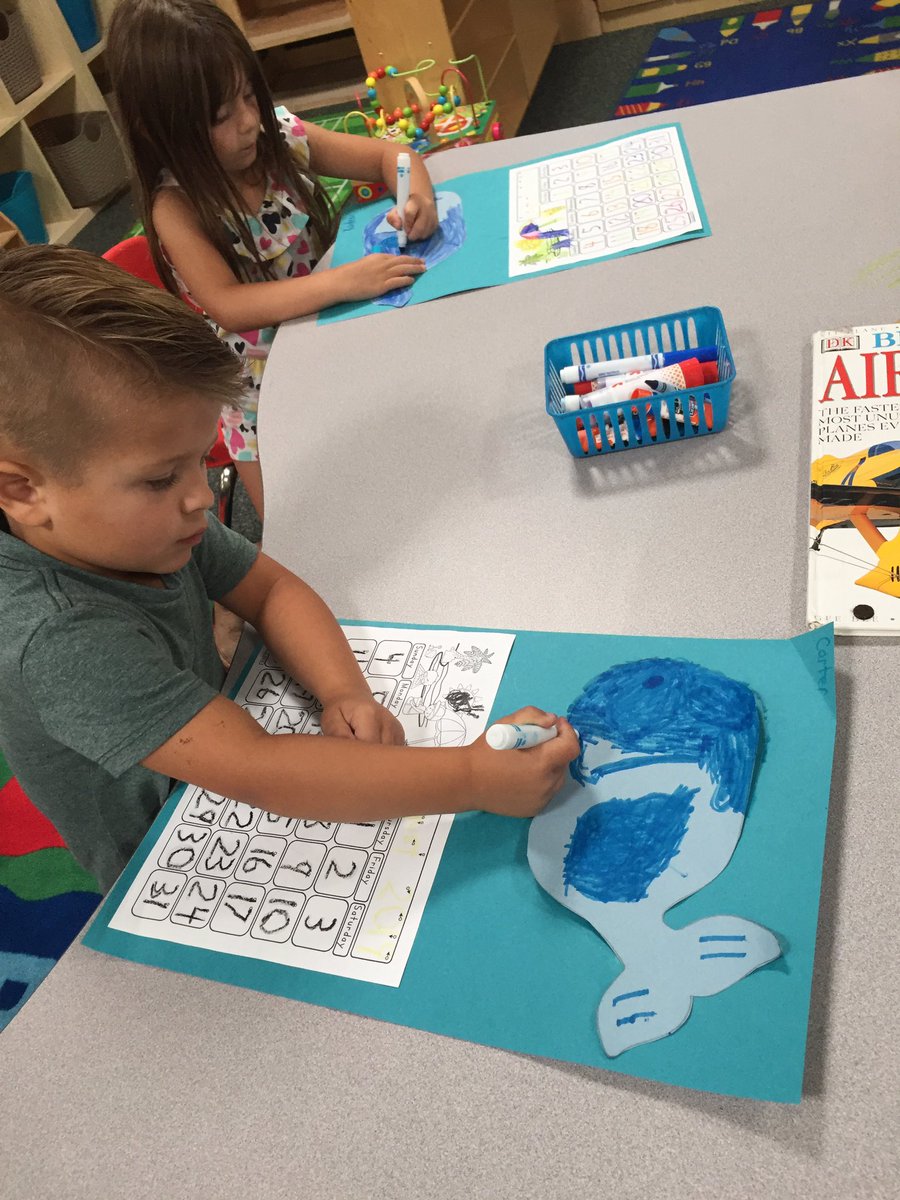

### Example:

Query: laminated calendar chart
xmin=97 ymin=625 xmax=514 ymax=987
xmin=509 ymin=125 xmax=705 ymax=277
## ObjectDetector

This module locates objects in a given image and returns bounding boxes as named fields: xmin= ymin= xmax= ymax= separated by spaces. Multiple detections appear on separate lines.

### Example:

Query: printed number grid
xmin=128 ymin=655 xmax=440 ymax=966
xmin=513 ymin=129 xmax=699 ymax=261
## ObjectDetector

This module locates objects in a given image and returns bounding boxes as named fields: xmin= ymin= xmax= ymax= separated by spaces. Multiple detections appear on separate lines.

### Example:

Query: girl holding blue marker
xmin=108 ymin=0 xmax=438 ymax=518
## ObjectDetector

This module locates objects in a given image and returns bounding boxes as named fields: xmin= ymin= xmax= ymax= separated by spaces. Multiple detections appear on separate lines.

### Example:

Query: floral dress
xmin=159 ymin=108 xmax=319 ymax=461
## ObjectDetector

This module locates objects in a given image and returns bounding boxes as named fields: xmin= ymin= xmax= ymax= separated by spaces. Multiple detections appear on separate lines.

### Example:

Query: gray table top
xmin=2 ymin=75 xmax=899 ymax=1200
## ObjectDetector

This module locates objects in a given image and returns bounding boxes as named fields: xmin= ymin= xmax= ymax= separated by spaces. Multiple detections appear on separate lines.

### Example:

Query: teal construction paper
xmin=318 ymin=124 xmax=711 ymax=325
xmin=84 ymin=624 xmax=835 ymax=1103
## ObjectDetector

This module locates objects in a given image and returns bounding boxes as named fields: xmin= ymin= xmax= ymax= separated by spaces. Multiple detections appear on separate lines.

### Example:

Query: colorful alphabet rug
xmin=615 ymin=0 xmax=900 ymax=117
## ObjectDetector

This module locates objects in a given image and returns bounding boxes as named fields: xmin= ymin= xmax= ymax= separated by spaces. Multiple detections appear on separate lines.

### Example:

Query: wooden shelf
xmin=0 ymin=227 xmax=22 ymax=249
xmin=269 ymin=50 xmax=364 ymax=111
xmin=448 ymin=0 xmax=474 ymax=36
xmin=45 ymin=203 xmax=102 ymax=244
xmin=83 ymin=36 xmax=107 ymax=64
xmin=245 ymin=0 xmax=353 ymax=49
xmin=344 ymin=0 xmax=554 ymax=136
xmin=276 ymin=77 xmax=360 ymax=110
xmin=10 ymin=67 xmax=77 ymax=122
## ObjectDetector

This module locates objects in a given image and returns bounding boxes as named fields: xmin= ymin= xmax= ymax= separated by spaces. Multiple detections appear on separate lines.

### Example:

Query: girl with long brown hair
xmin=108 ymin=0 xmax=437 ymax=518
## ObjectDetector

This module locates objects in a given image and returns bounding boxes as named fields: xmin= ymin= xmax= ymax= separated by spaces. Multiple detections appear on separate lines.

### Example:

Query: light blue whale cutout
xmin=527 ymin=657 xmax=782 ymax=1058
xmin=362 ymin=190 xmax=465 ymax=308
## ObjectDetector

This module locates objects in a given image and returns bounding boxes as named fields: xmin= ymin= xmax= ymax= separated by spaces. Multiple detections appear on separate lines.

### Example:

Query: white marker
xmin=559 ymin=346 xmax=717 ymax=385
xmin=395 ymin=152 xmax=411 ymax=248
xmin=559 ymin=373 xmax=642 ymax=411
xmin=486 ymin=722 xmax=559 ymax=751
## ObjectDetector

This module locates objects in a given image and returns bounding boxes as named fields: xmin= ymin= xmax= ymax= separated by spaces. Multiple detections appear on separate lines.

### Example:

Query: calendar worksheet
xmin=508 ymin=126 xmax=704 ymax=277
xmin=106 ymin=626 xmax=515 ymax=986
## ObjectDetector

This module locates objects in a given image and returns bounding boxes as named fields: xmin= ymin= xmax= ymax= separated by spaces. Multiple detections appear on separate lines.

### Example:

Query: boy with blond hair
xmin=0 ymin=246 xmax=576 ymax=891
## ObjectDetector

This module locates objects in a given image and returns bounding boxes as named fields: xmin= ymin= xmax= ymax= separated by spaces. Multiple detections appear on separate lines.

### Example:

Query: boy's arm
xmin=220 ymin=550 xmax=402 ymax=744
xmin=141 ymin=553 xmax=580 ymax=819
xmin=141 ymin=694 xmax=575 ymax=821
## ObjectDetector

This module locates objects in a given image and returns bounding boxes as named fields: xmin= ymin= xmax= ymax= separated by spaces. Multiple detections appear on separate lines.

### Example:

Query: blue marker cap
xmin=664 ymin=345 xmax=718 ymax=366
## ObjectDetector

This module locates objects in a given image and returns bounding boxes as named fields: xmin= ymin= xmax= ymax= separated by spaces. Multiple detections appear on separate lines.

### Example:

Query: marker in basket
xmin=572 ymin=358 xmax=719 ymax=396
xmin=576 ymin=393 xmax=655 ymax=451
xmin=395 ymin=151 xmax=411 ymax=249
xmin=574 ymin=387 xmax=717 ymax=450
xmin=486 ymin=722 xmax=559 ymax=751
xmin=601 ymin=358 xmax=706 ymax=403
xmin=560 ymin=345 xmax=718 ymax=386
xmin=560 ymin=359 xmax=706 ymax=412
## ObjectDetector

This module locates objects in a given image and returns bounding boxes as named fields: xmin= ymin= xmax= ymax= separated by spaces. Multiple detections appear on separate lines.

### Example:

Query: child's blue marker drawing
xmin=527 ymin=658 xmax=781 ymax=1057
xmin=362 ymin=190 xmax=465 ymax=308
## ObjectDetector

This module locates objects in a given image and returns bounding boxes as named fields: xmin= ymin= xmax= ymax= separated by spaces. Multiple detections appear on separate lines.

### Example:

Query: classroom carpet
xmin=613 ymin=0 xmax=900 ymax=117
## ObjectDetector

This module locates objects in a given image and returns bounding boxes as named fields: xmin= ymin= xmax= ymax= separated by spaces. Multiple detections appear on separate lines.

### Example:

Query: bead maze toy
xmin=340 ymin=55 xmax=501 ymax=204
xmin=305 ymin=57 xmax=500 ymax=212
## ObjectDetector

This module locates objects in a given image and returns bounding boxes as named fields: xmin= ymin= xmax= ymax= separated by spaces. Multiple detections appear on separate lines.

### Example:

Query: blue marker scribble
xmin=563 ymin=785 xmax=698 ymax=903
xmin=567 ymin=658 xmax=760 ymax=813
xmin=611 ymin=988 xmax=649 ymax=1006
xmin=527 ymin=657 xmax=781 ymax=1058
xmin=362 ymin=190 xmax=465 ymax=308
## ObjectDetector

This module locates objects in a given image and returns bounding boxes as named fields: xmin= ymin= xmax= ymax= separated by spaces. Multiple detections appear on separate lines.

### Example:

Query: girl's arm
xmin=152 ymin=185 xmax=425 ymax=331
xmin=304 ymin=123 xmax=438 ymax=241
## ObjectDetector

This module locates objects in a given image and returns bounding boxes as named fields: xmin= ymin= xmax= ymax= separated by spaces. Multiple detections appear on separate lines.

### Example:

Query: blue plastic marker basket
xmin=545 ymin=306 xmax=735 ymax=458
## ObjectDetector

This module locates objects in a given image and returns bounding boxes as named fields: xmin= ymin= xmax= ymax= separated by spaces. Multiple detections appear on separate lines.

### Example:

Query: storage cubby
xmin=0 ymin=0 xmax=125 ymax=246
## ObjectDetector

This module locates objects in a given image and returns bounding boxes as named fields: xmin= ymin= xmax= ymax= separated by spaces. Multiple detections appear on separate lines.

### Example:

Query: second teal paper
xmin=318 ymin=125 xmax=711 ymax=325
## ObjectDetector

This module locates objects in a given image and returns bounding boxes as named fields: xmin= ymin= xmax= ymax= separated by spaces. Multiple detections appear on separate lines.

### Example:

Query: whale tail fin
xmin=597 ymin=916 xmax=781 ymax=1057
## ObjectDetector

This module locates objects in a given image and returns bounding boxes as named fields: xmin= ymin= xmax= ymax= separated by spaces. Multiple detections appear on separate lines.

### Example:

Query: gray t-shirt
xmin=0 ymin=516 xmax=258 ymax=891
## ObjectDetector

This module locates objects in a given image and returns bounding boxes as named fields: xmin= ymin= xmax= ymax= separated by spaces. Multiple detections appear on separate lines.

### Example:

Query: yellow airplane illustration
xmin=810 ymin=441 xmax=900 ymax=597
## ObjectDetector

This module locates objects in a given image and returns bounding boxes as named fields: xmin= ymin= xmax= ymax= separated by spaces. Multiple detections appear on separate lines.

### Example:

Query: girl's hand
xmin=463 ymin=708 xmax=581 ymax=818
xmin=321 ymin=693 xmax=406 ymax=745
xmin=335 ymin=253 xmax=425 ymax=301
xmin=386 ymin=191 xmax=439 ymax=242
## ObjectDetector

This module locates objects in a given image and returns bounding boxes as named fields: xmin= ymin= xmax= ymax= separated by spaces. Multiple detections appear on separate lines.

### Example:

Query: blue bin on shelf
xmin=545 ymin=306 xmax=736 ymax=458
xmin=0 ymin=171 xmax=48 ymax=244
xmin=56 ymin=0 xmax=99 ymax=52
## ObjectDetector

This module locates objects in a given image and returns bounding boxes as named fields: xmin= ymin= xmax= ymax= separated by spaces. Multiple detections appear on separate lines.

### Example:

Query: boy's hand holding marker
xmin=305 ymin=689 xmax=577 ymax=819
xmin=466 ymin=708 xmax=580 ymax=817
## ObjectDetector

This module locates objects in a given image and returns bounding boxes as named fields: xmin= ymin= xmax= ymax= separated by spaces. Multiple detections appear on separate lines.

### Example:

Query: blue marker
xmin=395 ymin=152 xmax=411 ymax=249
xmin=560 ymin=345 xmax=718 ymax=386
